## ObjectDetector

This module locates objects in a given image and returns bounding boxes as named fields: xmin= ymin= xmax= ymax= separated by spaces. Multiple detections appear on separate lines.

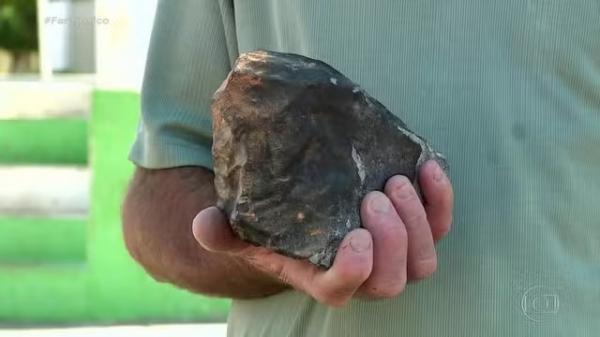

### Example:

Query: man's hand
xmin=192 ymin=160 xmax=453 ymax=307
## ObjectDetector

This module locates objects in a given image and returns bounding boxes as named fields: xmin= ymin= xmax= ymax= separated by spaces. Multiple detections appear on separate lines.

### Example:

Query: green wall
xmin=0 ymin=217 xmax=85 ymax=264
xmin=0 ymin=90 xmax=230 ymax=325
xmin=0 ymin=119 xmax=87 ymax=165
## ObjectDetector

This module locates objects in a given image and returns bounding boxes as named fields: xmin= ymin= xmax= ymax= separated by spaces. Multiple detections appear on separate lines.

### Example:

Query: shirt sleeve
xmin=129 ymin=0 xmax=238 ymax=169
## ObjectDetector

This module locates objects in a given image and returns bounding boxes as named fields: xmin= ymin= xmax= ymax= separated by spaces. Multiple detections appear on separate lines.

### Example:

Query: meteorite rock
xmin=212 ymin=50 xmax=447 ymax=267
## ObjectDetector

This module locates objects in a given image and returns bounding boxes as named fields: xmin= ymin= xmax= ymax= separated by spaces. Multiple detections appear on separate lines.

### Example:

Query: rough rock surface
xmin=211 ymin=50 xmax=448 ymax=267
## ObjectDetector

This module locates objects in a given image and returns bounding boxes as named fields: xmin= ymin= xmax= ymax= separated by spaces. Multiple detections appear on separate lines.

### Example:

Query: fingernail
xmin=349 ymin=232 xmax=371 ymax=253
xmin=432 ymin=161 xmax=444 ymax=182
xmin=369 ymin=193 xmax=391 ymax=213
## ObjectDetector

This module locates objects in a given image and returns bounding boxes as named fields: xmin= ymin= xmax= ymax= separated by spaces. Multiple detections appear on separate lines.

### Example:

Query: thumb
xmin=192 ymin=207 xmax=249 ymax=253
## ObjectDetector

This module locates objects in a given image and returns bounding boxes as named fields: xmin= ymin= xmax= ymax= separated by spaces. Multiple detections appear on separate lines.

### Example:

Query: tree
xmin=0 ymin=0 xmax=38 ymax=72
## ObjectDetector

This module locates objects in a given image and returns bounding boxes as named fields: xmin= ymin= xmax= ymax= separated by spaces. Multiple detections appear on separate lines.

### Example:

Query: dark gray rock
xmin=211 ymin=50 xmax=447 ymax=268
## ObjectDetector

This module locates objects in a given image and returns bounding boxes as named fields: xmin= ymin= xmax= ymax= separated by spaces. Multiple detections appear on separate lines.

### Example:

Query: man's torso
xmin=223 ymin=1 xmax=600 ymax=336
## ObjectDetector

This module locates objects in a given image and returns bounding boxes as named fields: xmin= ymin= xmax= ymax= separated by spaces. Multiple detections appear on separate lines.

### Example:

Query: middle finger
xmin=385 ymin=175 xmax=437 ymax=280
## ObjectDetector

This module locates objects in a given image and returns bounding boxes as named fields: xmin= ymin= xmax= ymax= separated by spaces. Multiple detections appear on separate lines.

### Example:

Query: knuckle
xmin=337 ymin=264 xmax=371 ymax=285
xmin=244 ymin=250 xmax=291 ymax=282
xmin=439 ymin=183 xmax=454 ymax=204
xmin=414 ymin=239 xmax=436 ymax=261
xmin=387 ymin=176 xmax=415 ymax=199
xmin=386 ymin=175 xmax=410 ymax=187
xmin=427 ymin=177 xmax=453 ymax=207
xmin=411 ymin=256 xmax=438 ymax=280
xmin=314 ymin=288 xmax=351 ymax=307
xmin=313 ymin=264 xmax=371 ymax=306
xmin=375 ymin=219 xmax=408 ymax=241
xmin=276 ymin=266 xmax=293 ymax=286
xmin=434 ymin=220 xmax=452 ymax=240
xmin=442 ymin=189 xmax=454 ymax=207
xmin=366 ymin=281 xmax=406 ymax=299
xmin=402 ymin=211 xmax=428 ymax=229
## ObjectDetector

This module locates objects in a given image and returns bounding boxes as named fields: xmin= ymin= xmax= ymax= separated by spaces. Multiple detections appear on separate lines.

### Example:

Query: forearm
xmin=122 ymin=166 xmax=287 ymax=298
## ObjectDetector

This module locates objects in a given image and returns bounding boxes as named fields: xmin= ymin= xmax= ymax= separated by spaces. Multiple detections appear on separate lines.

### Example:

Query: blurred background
xmin=0 ymin=0 xmax=228 ymax=335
